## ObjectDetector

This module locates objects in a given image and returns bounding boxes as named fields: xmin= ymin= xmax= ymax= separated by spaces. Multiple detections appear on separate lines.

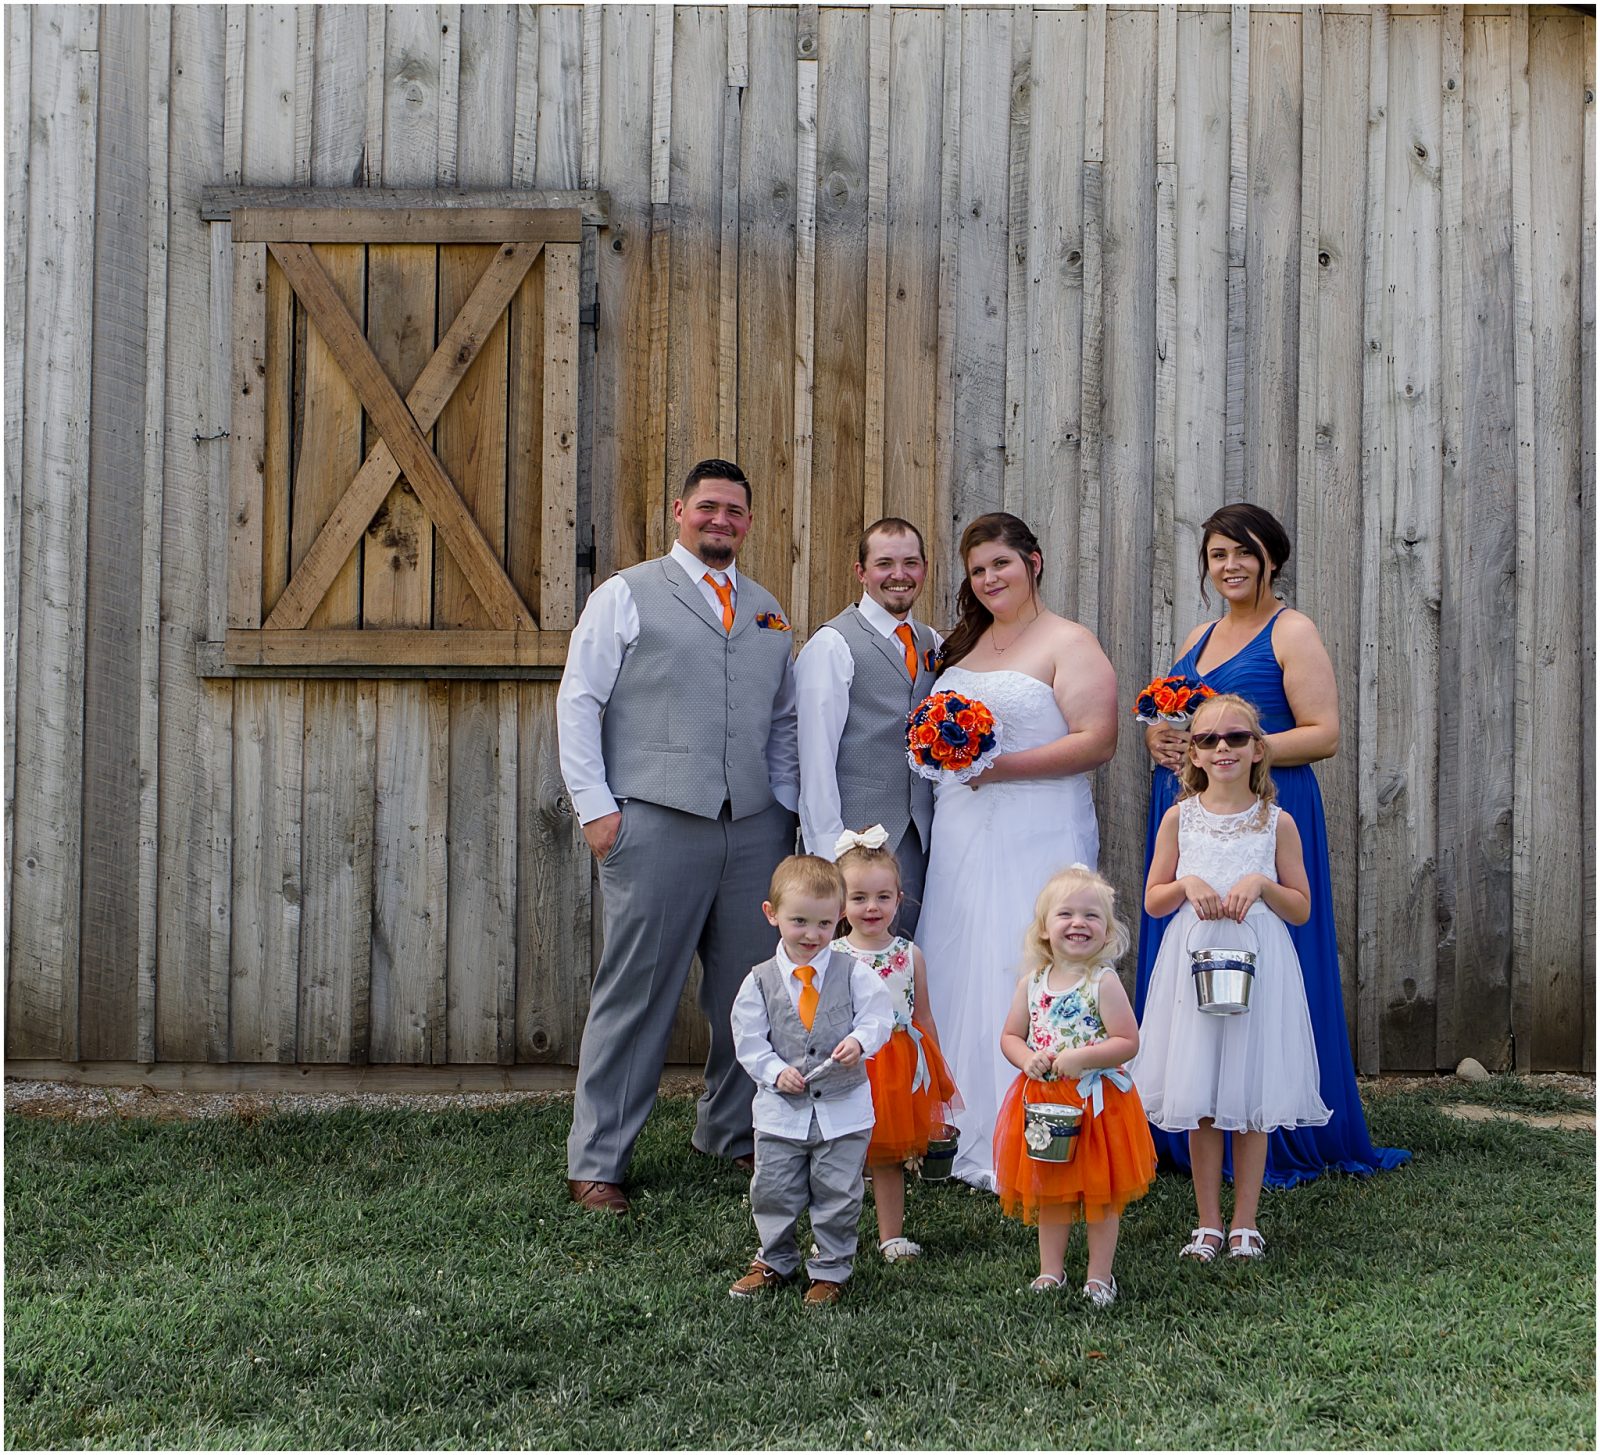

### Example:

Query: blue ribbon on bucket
xmin=1074 ymin=1065 xmax=1132 ymax=1118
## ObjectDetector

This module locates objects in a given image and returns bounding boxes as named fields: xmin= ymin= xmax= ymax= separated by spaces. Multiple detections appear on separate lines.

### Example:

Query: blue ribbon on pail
xmin=1074 ymin=1065 xmax=1133 ymax=1118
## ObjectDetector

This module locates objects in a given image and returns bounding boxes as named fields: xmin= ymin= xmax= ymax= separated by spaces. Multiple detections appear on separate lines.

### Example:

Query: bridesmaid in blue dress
xmin=1135 ymin=503 xmax=1409 ymax=1188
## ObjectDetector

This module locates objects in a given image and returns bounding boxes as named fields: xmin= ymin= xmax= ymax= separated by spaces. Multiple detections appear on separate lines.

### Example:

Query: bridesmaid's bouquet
xmin=906 ymin=691 xmax=1003 ymax=785
xmin=1133 ymin=674 xmax=1216 ymax=727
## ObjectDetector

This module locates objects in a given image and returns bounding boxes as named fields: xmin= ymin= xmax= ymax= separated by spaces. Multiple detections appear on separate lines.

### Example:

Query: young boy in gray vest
xmin=728 ymin=855 xmax=895 ymax=1306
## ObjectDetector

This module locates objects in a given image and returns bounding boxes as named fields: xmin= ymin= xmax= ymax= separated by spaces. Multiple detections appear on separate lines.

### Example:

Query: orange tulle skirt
xmin=865 ymin=1024 xmax=961 ymax=1165
xmin=993 ymin=1073 xmax=1157 ymax=1226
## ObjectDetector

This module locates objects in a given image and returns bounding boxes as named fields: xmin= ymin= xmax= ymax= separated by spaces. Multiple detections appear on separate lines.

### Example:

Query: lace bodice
xmin=931 ymin=667 xmax=1066 ymax=754
xmin=831 ymin=935 xmax=916 ymax=1027
xmin=1026 ymin=966 xmax=1112 ymax=1073
xmin=1175 ymin=796 xmax=1280 ymax=895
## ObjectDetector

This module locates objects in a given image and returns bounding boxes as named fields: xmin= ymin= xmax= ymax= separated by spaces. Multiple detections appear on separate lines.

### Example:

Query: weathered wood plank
xmin=381 ymin=3 xmax=442 ymax=189
xmin=1096 ymin=7 xmax=1157 ymax=934
xmin=1524 ymin=12 xmax=1586 ymax=1071
xmin=1150 ymin=5 xmax=1177 ymax=674
xmin=227 ymin=242 xmax=266 ymax=629
xmin=78 ymin=4 xmax=150 ymax=1062
xmin=507 ymin=250 xmax=546 ymax=624
xmin=309 ymin=5 xmax=366 ymax=187
xmin=541 ymin=242 xmax=580 ymax=629
xmin=1075 ymin=5 xmax=1104 ymax=634
xmin=810 ymin=6 xmax=869 ymax=627
xmin=717 ymin=32 xmax=742 ymax=460
xmin=202 ymin=186 xmax=610 ymax=223
xmin=224 ymin=629 xmax=571 ymax=669
xmin=512 ymin=1 xmax=538 ymax=187
xmin=457 ymin=4 xmax=517 ymax=187
xmin=734 ymin=3 xmax=797 ymax=602
xmin=517 ymin=683 xmax=591 ymax=1062
xmin=1243 ymin=9 xmax=1302 ymax=526
xmin=1433 ymin=3 xmax=1465 ymax=1067
xmin=1001 ymin=7 xmax=1031 ymax=519
xmin=298 ymin=680 xmax=376 ymax=1063
xmin=536 ymin=5 xmax=583 ymax=188
xmin=1171 ymin=10 xmax=1230 ymax=646
xmin=592 ymin=3 xmax=656 ymax=580
xmin=1301 ymin=8 xmax=1369 ymax=1040
xmin=434 ymin=243 xmax=511 ymax=630
xmin=1355 ymin=5 xmax=1389 ymax=1075
xmin=228 ymin=680 xmax=302 ymax=1063
xmin=290 ymin=245 xmax=364 ymax=627
xmin=372 ymin=681 xmax=449 ymax=1063
xmin=446 ymin=682 xmax=518 ymax=1064
xmin=231 ymin=206 xmax=584 ymax=243
xmin=8 ymin=10 xmax=98 ymax=1061
xmin=1582 ymin=17 xmax=1596 ymax=1075
xmin=882 ymin=6 xmax=945 ymax=610
xmin=136 ymin=4 xmax=172 ymax=1064
xmin=790 ymin=13 xmax=818 ymax=637
xmin=156 ymin=5 xmax=230 ymax=1063
xmin=949 ymin=9 xmax=1011 ymax=531
xmin=1224 ymin=4 xmax=1248 ymax=502
xmin=437 ymin=3 xmax=461 ymax=185
xmin=862 ymin=4 xmax=890 ymax=527
xmin=3 ymin=5 xmax=30 ymax=959
xmin=644 ymin=4 xmax=672 ymax=560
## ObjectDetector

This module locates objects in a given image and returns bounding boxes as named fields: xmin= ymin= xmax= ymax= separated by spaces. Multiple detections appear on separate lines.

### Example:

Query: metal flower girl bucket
xmin=1187 ymin=919 xmax=1259 ymax=1016
xmin=919 ymin=1125 xmax=959 ymax=1181
xmin=1022 ymin=1086 xmax=1082 ymax=1163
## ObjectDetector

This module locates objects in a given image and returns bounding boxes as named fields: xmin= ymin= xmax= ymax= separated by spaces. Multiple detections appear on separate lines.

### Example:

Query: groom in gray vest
xmin=556 ymin=459 xmax=799 ymax=1213
xmin=796 ymin=518 xmax=939 ymax=933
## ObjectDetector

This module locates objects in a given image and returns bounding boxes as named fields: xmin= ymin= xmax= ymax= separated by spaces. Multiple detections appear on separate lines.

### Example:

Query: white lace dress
xmin=1130 ymin=797 xmax=1332 ymax=1134
xmin=917 ymin=666 xmax=1100 ymax=1189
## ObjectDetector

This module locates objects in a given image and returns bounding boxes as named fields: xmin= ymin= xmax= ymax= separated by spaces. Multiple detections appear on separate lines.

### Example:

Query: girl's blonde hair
xmin=1178 ymin=692 xmax=1277 ymax=810
xmin=1020 ymin=864 xmax=1130 ymax=978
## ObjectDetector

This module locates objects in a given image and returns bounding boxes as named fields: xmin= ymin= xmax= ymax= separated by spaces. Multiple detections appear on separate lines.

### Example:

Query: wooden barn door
xmin=224 ymin=206 xmax=580 ymax=665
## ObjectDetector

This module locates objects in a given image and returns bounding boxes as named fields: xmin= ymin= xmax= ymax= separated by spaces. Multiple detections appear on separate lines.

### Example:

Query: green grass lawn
xmin=5 ymin=1078 xmax=1593 ymax=1450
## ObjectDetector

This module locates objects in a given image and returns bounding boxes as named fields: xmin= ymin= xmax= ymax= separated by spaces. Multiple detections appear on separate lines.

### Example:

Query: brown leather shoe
xmin=803 ymin=1279 xmax=844 ymax=1307
xmin=728 ymin=1261 xmax=789 ymax=1299
xmin=567 ymin=1179 xmax=629 ymax=1214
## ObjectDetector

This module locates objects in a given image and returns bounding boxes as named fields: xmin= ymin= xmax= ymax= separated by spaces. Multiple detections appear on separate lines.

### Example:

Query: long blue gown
xmin=1134 ymin=611 xmax=1411 ymax=1188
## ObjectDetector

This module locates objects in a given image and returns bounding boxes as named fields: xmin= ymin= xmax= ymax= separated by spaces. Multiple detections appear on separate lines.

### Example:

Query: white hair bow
xmin=834 ymin=824 xmax=890 ymax=856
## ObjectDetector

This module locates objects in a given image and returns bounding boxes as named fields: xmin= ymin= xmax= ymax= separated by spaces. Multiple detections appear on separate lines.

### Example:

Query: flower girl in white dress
xmin=1131 ymin=693 xmax=1330 ymax=1263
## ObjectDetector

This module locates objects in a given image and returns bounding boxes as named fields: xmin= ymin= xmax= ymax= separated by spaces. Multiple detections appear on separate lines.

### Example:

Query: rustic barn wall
xmin=5 ymin=4 xmax=1594 ymax=1075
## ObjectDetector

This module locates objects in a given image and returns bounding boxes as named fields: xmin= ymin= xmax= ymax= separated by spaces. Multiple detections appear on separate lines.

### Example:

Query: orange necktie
xmin=793 ymin=965 xmax=819 ymax=1030
xmin=703 ymin=572 xmax=735 ymax=632
xmin=894 ymin=623 xmax=918 ymax=680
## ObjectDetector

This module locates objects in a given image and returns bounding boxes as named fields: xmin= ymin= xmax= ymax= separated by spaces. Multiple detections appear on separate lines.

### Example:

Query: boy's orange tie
xmin=793 ymin=965 xmax=819 ymax=1030
xmin=894 ymin=623 xmax=917 ymax=679
xmin=703 ymin=572 xmax=735 ymax=632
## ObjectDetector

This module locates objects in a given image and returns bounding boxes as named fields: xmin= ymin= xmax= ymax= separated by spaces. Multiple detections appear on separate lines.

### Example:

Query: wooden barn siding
xmin=4 ymin=4 xmax=1593 ymax=1075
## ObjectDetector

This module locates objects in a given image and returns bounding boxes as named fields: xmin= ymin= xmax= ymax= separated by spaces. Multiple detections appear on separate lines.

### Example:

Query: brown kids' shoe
xmin=802 ymin=1279 xmax=844 ymax=1308
xmin=728 ymin=1261 xmax=789 ymax=1299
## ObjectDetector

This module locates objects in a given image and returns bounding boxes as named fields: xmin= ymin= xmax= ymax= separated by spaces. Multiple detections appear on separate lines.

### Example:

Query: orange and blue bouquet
xmin=1133 ymin=673 xmax=1216 ymax=725
xmin=906 ymin=690 xmax=1003 ymax=785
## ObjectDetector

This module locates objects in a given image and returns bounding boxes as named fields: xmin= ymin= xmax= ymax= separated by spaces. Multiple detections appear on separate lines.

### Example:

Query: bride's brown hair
xmin=939 ymin=513 xmax=1044 ymax=671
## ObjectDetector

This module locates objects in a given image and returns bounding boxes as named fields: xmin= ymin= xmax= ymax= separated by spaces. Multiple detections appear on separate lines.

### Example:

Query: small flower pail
xmin=919 ymin=1125 xmax=959 ymax=1181
xmin=1187 ymin=919 xmax=1259 ymax=1016
xmin=1022 ymin=1089 xmax=1082 ymax=1164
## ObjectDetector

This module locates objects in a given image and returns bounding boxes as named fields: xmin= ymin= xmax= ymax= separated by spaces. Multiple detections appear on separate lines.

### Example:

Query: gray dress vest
xmin=601 ymin=556 xmax=794 ymax=820
xmin=753 ymin=950 xmax=869 ymax=1097
xmin=824 ymin=606 xmax=938 ymax=849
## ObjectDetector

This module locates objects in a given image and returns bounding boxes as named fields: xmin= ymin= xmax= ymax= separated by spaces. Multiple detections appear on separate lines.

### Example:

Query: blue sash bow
xmin=1074 ymin=1065 xmax=1132 ymax=1118
xmin=905 ymin=1021 xmax=931 ymax=1094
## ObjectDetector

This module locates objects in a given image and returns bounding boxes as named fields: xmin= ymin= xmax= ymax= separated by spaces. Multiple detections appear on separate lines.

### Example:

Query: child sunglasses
xmin=1190 ymin=729 xmax=1256 ymax=750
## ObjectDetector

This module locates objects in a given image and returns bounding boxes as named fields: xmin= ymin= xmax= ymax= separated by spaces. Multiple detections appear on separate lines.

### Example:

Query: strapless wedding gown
xmin=917 ymin=667 xmax=1100 ymax=1189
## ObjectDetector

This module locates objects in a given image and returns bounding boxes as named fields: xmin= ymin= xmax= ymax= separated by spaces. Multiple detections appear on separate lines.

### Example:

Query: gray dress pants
xmin=893 ymin=821 xmax=929 ymax=939
xmin=566 ymin=796 xmax=797 ymax=1182
xmin=751 ymin=1119 xmax=871 ymax=1283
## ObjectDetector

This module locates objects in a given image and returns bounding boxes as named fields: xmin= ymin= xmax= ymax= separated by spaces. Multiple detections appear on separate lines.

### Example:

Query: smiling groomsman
xmin=795 ymin=519 xmax=940 ymax=934
xmin=557 ymin=459 xmax=799 ymax=1214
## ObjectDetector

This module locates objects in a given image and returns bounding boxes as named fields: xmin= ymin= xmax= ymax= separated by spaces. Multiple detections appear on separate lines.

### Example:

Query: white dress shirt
xmin=794 ymin=592 xmax=942 ymax=858
xmin=731 ymin=942 xmax=895 ymax=1139
xmin=555 ymin=541 xmax=801 ymax=825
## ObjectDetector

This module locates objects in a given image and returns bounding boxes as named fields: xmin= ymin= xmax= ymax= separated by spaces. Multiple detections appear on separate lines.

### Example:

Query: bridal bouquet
xmin=906 ymin=690 xmax=1003 ymax=785
xmin=1132 ymin=674 xmax=1216 ymax=726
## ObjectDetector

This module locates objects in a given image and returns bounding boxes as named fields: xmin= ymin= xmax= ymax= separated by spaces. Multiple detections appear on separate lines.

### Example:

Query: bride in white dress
xmin=918 ymin=514 xmax=1120 ymax=1190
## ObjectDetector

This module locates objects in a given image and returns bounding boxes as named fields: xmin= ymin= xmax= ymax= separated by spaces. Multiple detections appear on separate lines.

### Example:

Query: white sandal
xmin=1228 ymin=1226 xmax=1266 ymax=1260
xmin=1082 ymin=1277 xmax=1118 ymax=1309
xmin=1179 ymin=1226 xmax=1225 ymax=1262
xmin=879 ymin=1236 xmax=922 ymax=1263
xmin=1027 ymin=1273 xmax=1065 ymax=1294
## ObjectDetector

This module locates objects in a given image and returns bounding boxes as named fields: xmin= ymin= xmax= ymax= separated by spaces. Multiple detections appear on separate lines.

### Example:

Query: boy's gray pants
xmin=751 ymin=1119 xmax=871 ymax=1283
